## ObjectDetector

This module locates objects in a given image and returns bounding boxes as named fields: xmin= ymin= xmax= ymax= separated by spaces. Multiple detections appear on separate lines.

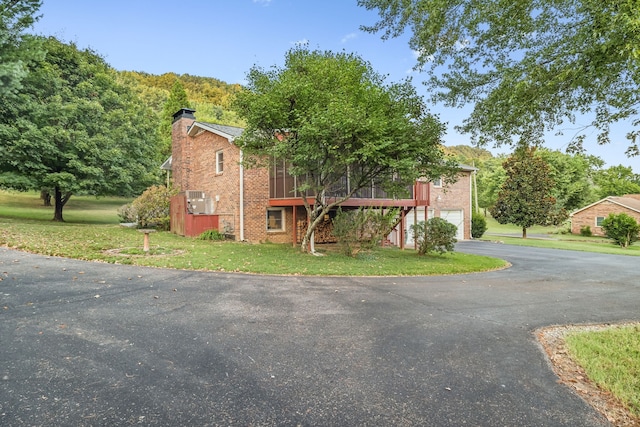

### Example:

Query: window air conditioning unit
xmin=186 ymin=190 xmax=213 ymax=214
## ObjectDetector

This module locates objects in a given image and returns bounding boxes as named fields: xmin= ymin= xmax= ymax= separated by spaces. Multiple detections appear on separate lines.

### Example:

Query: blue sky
xmin=31 ymin=0 xmax=638 ymax=170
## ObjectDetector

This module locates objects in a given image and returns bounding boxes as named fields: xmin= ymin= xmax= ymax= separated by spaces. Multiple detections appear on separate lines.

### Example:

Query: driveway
xmin=1 ymin=242 xmax=638 ymax=426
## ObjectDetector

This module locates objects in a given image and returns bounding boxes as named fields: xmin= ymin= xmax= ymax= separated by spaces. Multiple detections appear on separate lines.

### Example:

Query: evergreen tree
xmin=490 ymin=147 xmax=566 ymax=238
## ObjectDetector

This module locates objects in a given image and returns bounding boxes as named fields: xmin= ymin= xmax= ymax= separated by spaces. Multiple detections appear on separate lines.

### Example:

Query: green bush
xmin=471 ymin=212 xmax=488 ymax=238
xmin=411 ymin=217 xmax=457 ymax=255
xmin=198 ymin=229 xmax=225 ymax=241
xmin=132 ymin=185 xmax=177 ymax=231
xmin=601 ymin=213 xmax=640 ymax=248
xmin=332 ymin=207 xmax=398 ymax=257
xmin=580 ymin=225 xmax=592 ymax=237
xmin=117 ymin=203 xmax=137 ymax=223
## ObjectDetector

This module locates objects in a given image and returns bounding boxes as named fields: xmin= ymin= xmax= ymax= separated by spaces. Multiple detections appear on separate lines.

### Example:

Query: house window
xmin=267 ymin=208 xmax=285 ymax=232
xmin=216 ymin=150 xmax=224 ymax=174
xmin=432 ymin=177 xmax=442 ymax=187
xmin=596 ymin=216 xmax=605 ymax=227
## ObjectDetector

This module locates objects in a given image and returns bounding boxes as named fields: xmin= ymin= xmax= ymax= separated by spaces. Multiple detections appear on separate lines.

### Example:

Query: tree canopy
xmin=593 ymin=165 xmax=640 ymax=199
xmin=0 ymin=0 xmax=43 ymax=96
xmin=490 ymin=146 xmax=566 ymax=238
xmin=359 ymin=0 xmax=640 ymax=156
xmin=537 ymin=149 xmax=601 ymax=211
xmin=0 ymin=37 xmax=162 ymax=221
xmin=232 ymin=47 xmax=455 ymax=252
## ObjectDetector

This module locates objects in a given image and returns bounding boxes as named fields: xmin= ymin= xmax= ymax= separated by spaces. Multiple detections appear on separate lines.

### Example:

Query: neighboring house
xmin=169 ymin=108 xmax=476 ymax=246
xmin=570 ymin=194 xmax=640 ymax=236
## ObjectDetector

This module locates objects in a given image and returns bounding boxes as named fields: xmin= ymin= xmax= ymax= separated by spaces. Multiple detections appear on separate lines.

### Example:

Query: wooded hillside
xmin=120 ymin=71 xmax=245 ymax=127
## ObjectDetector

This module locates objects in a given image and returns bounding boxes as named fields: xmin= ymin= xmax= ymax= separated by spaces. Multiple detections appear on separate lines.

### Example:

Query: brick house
xmin=570 ymin=194 xmax=640 ymax=236
xmin=169 ymin=108 xmax=476 ymax=246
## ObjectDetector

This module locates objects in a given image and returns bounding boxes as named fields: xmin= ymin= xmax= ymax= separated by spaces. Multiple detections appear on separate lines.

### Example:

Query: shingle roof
xmin=570 ymin=194 xmax=640 ymax=216
xmin=190 ymin=122 xmax=244 ymax=141
xmin=608 ymin=195 xmax=640 ymax=213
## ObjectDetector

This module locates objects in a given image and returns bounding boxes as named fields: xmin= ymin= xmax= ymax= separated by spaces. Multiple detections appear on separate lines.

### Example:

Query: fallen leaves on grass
xmin=537 ymin=323 xmax=640 ymax=427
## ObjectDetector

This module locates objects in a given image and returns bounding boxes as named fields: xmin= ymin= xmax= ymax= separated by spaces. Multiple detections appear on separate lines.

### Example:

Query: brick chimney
xmin=171 ymin=108 xmax=196 ymax=191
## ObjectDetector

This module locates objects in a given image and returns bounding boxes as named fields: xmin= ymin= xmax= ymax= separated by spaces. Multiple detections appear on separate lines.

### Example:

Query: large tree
xmin=359 ymin=0 xmax=640 ymax=156
xmin=476 ymin=156 xmax=506 ymax=213
xmin=537 ymin=149 xmax=601 ymax=211
xmin=593 ymin=165 xmax=640 ymax=199
xmin=0 ymin=37 xmax=161 ymax=221
xmin=490 ymin=146 xmax=566 ymax=238
xmin=0 ymin=0 xmax=43 ymax=96
xmin=233 ymin=47 xmax=456 ymax=252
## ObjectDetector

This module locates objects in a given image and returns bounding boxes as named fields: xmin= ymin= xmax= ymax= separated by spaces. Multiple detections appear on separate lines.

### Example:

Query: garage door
xmin=403 ymin=208 xmax=436 ymax=246
xmin=440 ymin=210 xmax=464 ymax=240
xmin=404 ymin=209 xmax=419 ymax=246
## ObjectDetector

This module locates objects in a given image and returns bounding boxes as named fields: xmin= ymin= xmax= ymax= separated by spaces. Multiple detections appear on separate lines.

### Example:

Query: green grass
xmin=566 ymin=325 xmax=640 ymax=418
xmin=0 ymin=190 xmax=131 ymax=224
xmin=0 ymin=190 xmax=504 ymax=276
xmin=2 ymin=191 xmax=638 ymax=415
xmin=481 ymin=216 xmax=640 ymax=256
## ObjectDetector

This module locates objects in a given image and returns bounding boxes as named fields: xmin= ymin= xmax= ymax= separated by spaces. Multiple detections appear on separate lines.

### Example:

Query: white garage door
xmin=404 ymin=209 xmax=419 ymax=246
xmin=440 ymin=210 xmax=464 ymax=240
xmin=403 ymin=208 xmax=441 ymax=246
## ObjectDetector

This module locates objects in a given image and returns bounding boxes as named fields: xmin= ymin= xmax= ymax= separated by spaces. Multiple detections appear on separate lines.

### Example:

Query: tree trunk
xmin=300 ymin=205 xmax=329 ymax=253
xmin=522 ymin=227 xmax=527 ymax=239
xmin=301 ymin=217 xmax=317 ymax=253
xmin=52 ymin=187 xmax=71 ymax=222
xmin=40 ymin=190 xmax=51 ymax=206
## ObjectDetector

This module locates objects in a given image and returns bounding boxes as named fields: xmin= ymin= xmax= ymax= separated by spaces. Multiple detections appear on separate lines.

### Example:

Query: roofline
xmin=570 ymin=196 xmax=640 ymax=216
xmin=160 ymin=155 xmax=172 ymax=170
xmin=457 ymin=163 xmax=478 ymax=172
xmin=187 ymin=122 xmax=242 ymax=142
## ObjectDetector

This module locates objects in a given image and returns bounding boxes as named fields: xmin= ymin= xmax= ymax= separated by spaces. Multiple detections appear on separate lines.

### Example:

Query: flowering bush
xmin=132 ymin=185 xmax=177 ymax=231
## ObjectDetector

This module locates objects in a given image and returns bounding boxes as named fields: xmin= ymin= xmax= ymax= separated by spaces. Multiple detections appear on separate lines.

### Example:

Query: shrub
xmin=117 ymin=203 xmax=137 ymax=223
xmin=332 ymin=207 xmax=398 ymax=257
xmin=579 ymin=225 xmax=592 ymax=237
xmin=131 ymin=185 xmax=177 ymax=231
xmin=471 ymin=212 xmax=488 ymax=238
xmin=601 ymin=213 xmax=640 ymax=248
xmin=411 ymin=217 xmax=457 ymax=255
xmin=198 ymin=229 xmax=225 ymax=241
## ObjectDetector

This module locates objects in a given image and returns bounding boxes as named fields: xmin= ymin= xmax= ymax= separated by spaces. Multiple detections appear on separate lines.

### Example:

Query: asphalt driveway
xmin=1 ymin=241 xmax=638 ymax=426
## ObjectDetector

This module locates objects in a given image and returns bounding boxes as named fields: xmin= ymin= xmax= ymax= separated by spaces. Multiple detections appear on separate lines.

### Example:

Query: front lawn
xmin=481 ymin=216 xmax=640 ymax=256
xmin=0 ymin=190 xmax=504 ymax=276
xmin=0 ymin=218 xmax=503 ymax=275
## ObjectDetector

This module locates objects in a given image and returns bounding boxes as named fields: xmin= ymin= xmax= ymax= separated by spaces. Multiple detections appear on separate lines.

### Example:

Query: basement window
xmin=267 ymin=208 xmax=285 ymax=232
xmin=216 ymin=150 xmax=224 ymax=174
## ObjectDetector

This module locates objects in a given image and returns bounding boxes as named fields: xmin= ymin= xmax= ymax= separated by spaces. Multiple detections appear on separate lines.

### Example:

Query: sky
xmin=30 ymin=0 xmax=639 ymax=171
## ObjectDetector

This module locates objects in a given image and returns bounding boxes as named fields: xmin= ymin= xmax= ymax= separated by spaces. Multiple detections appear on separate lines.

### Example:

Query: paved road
xmin=1 ymin=242 xmax=638 ymax=426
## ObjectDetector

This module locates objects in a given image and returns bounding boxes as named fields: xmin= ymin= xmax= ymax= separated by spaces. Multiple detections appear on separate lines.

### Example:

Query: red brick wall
xmin=571 ymin=201 xmax=640 ymax=236
xmin=429 ymin=171 xmax=473 ymax=239
xmin=172 ymin=116 xmax=294 ymax=243
xmin=171 ymin=115 xmax=195 ymax=192
xmin=173 ymin=114 xmax=475 ymax=243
